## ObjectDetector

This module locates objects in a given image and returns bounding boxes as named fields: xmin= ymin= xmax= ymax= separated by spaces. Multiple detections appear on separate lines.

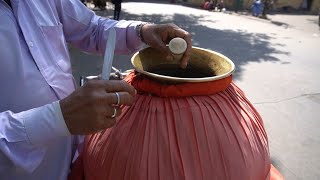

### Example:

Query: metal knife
xmin=102 ymin=28 xmax=116 ymax=80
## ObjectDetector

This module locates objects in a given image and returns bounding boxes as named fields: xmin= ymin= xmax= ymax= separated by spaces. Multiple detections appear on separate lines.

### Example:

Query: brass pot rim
xmin=131 ymin=46 xmax=235 ymax=83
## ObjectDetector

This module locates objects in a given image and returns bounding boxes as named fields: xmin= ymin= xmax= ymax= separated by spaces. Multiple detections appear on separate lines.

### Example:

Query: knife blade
xmin=102 ymin=28 xmax=116 ymax=80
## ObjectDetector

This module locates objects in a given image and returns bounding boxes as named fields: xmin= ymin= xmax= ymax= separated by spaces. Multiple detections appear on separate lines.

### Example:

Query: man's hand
xmin=60 ymin=80 xmax=136 ymax=135
xmin=141 ymin=23 xmax=192 ymax=69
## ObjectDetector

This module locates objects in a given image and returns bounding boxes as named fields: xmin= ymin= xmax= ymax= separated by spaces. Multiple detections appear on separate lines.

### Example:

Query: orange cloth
xmin=69 ymin=72 xmax=284 ymax=180
xmin=126 ymin=72 xmax=232 ymax=97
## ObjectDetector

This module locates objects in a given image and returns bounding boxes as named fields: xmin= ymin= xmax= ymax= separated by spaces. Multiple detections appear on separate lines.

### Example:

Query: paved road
xmin=70 ymin=2 xmax=320 ymax=179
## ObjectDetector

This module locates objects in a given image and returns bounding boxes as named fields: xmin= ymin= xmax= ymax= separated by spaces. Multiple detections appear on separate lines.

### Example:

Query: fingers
xmin=148 ymin=24 xmax=174 ymax=61
xmin=105 ymin=106 xmax=122 ymax=118
xmin=104 ymin=80 xmax=136 ymax=96
xmin=142 ymin=23 xmax=192 ymax=66
xmin=103 ymin=80 xmax=135 ymax=106
xmin=98 ymin=106 xmax=122 ymax=130
xmin=105 ymin=91 xmax=134 ymax=106
xmin=166 ymin=24 xmax=192 ymax=68
xmin=83 ymin=80 xmax=136 ymax=106
xmin=150 ymin=23 xmax=192 ymax=68
xmin=180 ymin=38 xmax=192 ymax=68
xmin=61 ymin=80 xmax=135 ymax=135
xmin=86 ymin=80 xmax=136 ymax=96
xmin=88 ymin=102 xmax=124 ymax=133
xmin=89 ymin=105 xmax=122 ymax=133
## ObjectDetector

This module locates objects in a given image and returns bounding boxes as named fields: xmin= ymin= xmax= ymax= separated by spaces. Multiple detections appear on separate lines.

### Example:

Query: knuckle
xmin=88 ymin=91 xmax=100 ymax=103
xmin=84 ymin=80 xmax=96 ymax=87
xmin=185 ymin=32 xmax=192 ymax=38
xmin=167 ymin=23 xmax=176 ymax=27
xmin=119 ymin=81 xmax=132 ymax=92
xmin=120 ymin=80 xmax=130 ymax=88
xmin=117 ymin=80 xmax=126 ymax=88
xmin=166 ymin=23 xmax=172 ymax=28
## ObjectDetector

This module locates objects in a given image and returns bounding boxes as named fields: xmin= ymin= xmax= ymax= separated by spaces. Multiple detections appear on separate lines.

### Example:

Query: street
xmin=70 ymin=2 xmax=320 ymax=180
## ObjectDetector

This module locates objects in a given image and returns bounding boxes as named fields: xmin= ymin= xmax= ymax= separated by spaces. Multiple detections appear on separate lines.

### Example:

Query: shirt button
xmin=28 ymin=42 xmax=34 ymax=47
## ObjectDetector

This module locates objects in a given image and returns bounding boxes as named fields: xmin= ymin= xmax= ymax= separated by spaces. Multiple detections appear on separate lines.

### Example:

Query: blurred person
xmin=93 ymin=0 xmax=106 ymax=10
xmin=318 ymin=8 xmax=320 ymax=27
xmin=207 ymin=0 xmax=215 ymax=10
xmin=0 ymin=0 xmax=192 ymax=179
xmin=80 ymin=0 xmax=87 ymax=6
xmin=203 ymin=0 xmax=210 ymax=10
xmin=201 ymin=0 xmax=215 ymax=10
xmin=261 ymin=0 xmax=272 ymax=19
xmin=216 ymin=0 xmax=225 ymax=11
xmin=112 ymin=0 xmax=122 ymax=20
xmin=252 ymin=0 xmax=262 ymax=17
xmin=200 ymin=0 xmax=208 ymax=9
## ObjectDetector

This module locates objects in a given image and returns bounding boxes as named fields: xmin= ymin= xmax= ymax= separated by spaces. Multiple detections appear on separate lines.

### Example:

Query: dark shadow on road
xmin=270 ymin=20 xmax=290 ymax=27
xmin=307 ymin=18 xmax=319 ymax=25
xmin=70 ymin=3 xmax=290 ymax=85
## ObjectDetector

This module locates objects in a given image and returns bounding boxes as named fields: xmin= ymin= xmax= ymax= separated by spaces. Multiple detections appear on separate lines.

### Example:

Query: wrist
xmin=135 ymin=22 xmax=151 ymax=44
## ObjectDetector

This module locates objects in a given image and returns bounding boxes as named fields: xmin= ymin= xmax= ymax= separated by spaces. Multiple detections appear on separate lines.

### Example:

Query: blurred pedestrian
xmin=207 ymin=0 xmax=215 ymax=10
xmin=112 ymin=0 xmax=122 ymax=20
xmin=80 ymin=0 xmax=87 ymax=6
xmin=252 ymin=0 xmax=262 ymax=17
xmin=201 ymin=0 xmax=210 ymax=10
xmin=318 ymin=9 xmax=320 ymax=27
xmin=216 ymin=0 xmax=225 ymax=12
xmin=94 ymin=0 xmax=106 ymax=10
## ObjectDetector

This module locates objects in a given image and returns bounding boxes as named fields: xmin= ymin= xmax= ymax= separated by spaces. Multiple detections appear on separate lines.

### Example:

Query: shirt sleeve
xmin=0 ymin=101 xmax=70 ymax=173
xmin=54 ymin=0 xmax=145 ymax=55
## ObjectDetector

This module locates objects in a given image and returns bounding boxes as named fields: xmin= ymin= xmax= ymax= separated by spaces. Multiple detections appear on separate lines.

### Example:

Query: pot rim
xmin=131 ymin=46 xmax=235 ymax=83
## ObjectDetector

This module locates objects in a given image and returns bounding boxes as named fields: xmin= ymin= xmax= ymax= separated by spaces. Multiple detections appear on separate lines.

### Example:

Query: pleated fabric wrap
xmin=70 ymin=72 xmax=284 ymax=180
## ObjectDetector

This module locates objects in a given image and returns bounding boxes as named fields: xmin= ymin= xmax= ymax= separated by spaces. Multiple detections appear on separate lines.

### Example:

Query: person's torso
xmin=0 ymin=0 xmax=76 ymax=179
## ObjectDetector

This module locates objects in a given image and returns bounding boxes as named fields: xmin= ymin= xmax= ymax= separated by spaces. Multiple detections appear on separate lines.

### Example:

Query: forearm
xmin=0 ymin=101 xmax=70 ymax=172
xmin=71 ymin=18 xmax=144 ymax=54
xmin=55 ymin=0 xmax=144 ymax=54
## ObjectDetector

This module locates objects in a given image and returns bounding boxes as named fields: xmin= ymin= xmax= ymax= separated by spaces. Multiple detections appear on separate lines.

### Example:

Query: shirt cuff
xmin=21 ymin=101 xmax=71 ymax=146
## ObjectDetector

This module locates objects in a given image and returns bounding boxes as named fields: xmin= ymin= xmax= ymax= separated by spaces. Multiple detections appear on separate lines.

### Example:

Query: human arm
xmin=54 ymin=0 xmax=143 ymax=55
xmin=54 ymin=0 xmax=192 ymax=68
xmin=0 ymin=79 xmax=136 ymax=173
xmin=0 ymin=101 xmax=69 ymax=173
xmin=60 ymin=80 xmax=136 ymax=134
xmin=140 ymin=23 xmax=192 ymax=68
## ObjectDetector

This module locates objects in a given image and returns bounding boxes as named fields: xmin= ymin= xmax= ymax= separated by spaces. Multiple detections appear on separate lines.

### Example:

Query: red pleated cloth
xmin=69 ymin=72 xmax=284 ymax=180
